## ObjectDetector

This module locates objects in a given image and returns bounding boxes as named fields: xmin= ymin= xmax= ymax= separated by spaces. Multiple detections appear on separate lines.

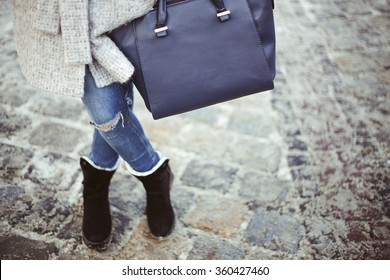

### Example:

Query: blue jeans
xmin=81 ymin=68 xmax=161 ymax=174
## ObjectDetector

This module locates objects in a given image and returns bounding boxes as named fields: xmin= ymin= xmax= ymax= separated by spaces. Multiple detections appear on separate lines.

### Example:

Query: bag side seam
xmin=244 ymin=0 xmax=274 ymax=82
xmin=133 ymin=21 xmax=152 ymax=110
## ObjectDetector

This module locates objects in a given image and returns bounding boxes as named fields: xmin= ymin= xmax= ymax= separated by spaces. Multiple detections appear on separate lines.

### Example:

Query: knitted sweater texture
xmin=11 ymin=0 xmax=157 ymax=97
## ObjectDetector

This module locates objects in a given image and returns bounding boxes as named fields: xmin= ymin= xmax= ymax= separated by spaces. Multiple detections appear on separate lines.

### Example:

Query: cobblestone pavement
xmin=1 ymin=0 xmax=389 ymax=260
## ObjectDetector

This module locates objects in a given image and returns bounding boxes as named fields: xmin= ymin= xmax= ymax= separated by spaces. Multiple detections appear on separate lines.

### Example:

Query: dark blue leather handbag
xmin=110 ymin=0 xmax=276 ymax=119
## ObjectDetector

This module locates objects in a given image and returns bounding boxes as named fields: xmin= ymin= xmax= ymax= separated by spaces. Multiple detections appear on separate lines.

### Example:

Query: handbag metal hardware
xmin=216 ymin=10 xmax=230 ymax=17
xmin=216 ymin=9 xmax=231 ymax=22
xmin=154 ymin=25 xmax=168 ymax=34
xmin=154 ymin=0 xmax=231 ymax=37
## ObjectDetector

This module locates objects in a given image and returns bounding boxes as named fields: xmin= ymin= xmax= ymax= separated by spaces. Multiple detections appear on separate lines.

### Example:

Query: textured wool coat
xmin=11 ymin=0 xmax=157 ymax=97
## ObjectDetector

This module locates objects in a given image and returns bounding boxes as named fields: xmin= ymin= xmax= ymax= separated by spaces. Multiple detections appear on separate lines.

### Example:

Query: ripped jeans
xmin=81 ymin=68 xmax=161 ymax=174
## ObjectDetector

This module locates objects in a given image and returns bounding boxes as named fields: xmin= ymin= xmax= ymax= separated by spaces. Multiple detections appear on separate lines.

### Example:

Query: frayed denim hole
xmin=89 ymin=112 xmax=124 ymax=133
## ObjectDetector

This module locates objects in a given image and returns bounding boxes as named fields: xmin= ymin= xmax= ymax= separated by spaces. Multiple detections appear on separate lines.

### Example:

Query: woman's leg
xmin=81 ymin=68 xmax=174 ymax=241
xmin=85 ymin=129 xmax=120 ymax=170
xmin=81 ymin=68 xmax=160 ymax=172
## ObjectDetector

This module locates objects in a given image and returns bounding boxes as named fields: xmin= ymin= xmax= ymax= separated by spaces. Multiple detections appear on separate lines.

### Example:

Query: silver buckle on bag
xmin=154 ymin=25 xmax=169 ymax=37
xmin=217 ymin=10 xmax=231 ymax=22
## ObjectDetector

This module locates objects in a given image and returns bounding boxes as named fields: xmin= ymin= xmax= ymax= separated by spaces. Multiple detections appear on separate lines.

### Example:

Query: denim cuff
xmin=124 ymin=152 xmax=169 ymax=177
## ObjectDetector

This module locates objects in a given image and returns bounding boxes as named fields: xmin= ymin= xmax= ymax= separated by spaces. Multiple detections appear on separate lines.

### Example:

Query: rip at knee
xmin=90 ymin=112 xmax=124 ymax=132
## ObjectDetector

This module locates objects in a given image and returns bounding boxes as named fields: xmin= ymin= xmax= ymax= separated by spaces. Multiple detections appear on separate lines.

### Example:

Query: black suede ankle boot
xmin=80 ymin=157 xmax=116 ymax=251
xmin=135 ymin=160 xmax=175 ymax=237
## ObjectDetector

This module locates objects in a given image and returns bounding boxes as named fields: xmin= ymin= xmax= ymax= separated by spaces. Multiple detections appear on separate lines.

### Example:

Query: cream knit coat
xmin=11 ymin=0 xmax=157 ymax=98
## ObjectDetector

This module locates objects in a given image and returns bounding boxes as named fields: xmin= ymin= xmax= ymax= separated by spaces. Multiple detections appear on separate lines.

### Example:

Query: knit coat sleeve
xmin=87 ymin=0 xmax=157 ymax=87
xmin=59 ymin=0 xmax=92 ymax=65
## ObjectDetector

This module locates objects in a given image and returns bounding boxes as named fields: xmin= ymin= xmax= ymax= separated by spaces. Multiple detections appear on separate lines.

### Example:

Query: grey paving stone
xmin=23 ymin=153 xmax=78 ymax=191
xmin=0 ymin=185 xmax=27 ymax=219
xmin=287 ymin=137 xmax=308 ymax=151
xmin=0 ymin=234 xmax=59 ymax=260
xmin=237 ymin=172 xmax=290 ymax=206
xmin=116 ymin=221 xmax=192 ymax=260
xmin=287 ymin=155 xmax=311 ymax=167
xmin=226 ymin=138 xmax=282 ymax=173
xmin=29 ymin=122 xmax=84 ymax=153
xmin=245 ymin=209 xmax=304 ymax=254
xmin=0 ymin=143 xmax=34 ymax=183
xmin=0 ymin=90 xmax=28 ymax=107
xmin=181 ymin=159 xmax=238 ymax=194
xmin=35 ymin=197 xmax=73 ymax=233
xmin=171 ymin=186 xmax=197 ymax=219
xmin=56 ymin=212 xmax=83 ymax=242
xmin=0 ymin=190 xmax=34 ymax=229
xmin=27 ymin=95 xmax=85 ymax=121
xmin=184 ymin=195 xmax=247 ymax=238
xmin=335 ymin=0 xmax=372 ymax=16
xmin=183 ymin=106 xmax=224 ymax=126
xmin=227 ymin=109 xmax=275 ymax=137
xmin=2 ymin=184 xmax=74 ymax=236
xmin=170 ymin=123 xmax=233 ymax=158
xmin=333 ymin=52 xmax=379 ymax=75
xmin=187 ymin=235 xmax=246 ymax=260
xmin=0 ymin=104 xmax=31 ymax=137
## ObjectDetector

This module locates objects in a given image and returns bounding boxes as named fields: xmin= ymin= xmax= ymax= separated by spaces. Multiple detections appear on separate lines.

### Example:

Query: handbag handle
xmin=154 ymin=0 xmax=231 ymax=37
